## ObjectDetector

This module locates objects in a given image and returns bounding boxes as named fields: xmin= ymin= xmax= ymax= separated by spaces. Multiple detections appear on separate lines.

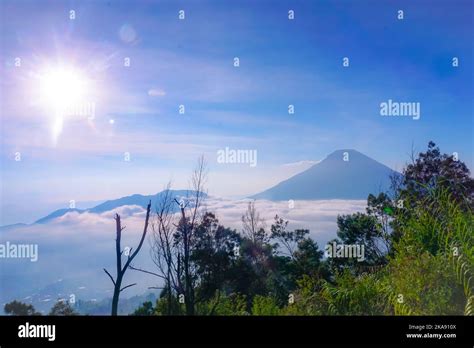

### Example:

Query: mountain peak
xmin=330 ymin=148 xmax=358 ymax=153
xmin=326 ymin=149 xmax=366 ymax=159
xmin=252 ymin=149 xmax=400 ymax=200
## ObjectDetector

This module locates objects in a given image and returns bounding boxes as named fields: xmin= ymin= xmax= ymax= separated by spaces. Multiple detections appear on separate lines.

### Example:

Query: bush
xmin=385 ymin=188 xmax=473 ymax=315
xmin=251 ymin=295 xmax=281 ymax=315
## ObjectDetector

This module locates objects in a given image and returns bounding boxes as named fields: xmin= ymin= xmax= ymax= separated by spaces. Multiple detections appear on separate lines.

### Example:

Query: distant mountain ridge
xmin=34 ymin=190 xmax=206 ymax=224
xmin=252 ymin=149 xmax=400 ymax=200
xmin=1 ymin=149 xmax=400 ymax=227
xmin=35 ymin=208 xmax=85 ymax=224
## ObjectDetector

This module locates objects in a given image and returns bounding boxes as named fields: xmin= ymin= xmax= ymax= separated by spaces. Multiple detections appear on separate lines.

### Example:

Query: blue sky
xmin=0 ymin=0 xmax=473 ymax=224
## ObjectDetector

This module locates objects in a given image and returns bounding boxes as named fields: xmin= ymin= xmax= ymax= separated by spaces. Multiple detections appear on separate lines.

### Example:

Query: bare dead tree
xmin=152 ymin=184 xmax=180 ymax=314
xmin=130 ymin=157 xmax=208 ymax=316
xmin=103 ymin=201 xmax=151 ymax=316
xmin=174 ymin=155 xmax=208 ymax=315
xmin=241 ymin=200 xmax=267 ymax=244
xmin=131 ymin=183 xmax=182 ymax=315
xmin=241 ymin=200 xmax=270 ymax=279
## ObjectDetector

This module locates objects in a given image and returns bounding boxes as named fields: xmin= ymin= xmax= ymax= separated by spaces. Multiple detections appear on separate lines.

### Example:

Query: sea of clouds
xmin=0 ymin=197 xmax=366 ymax=311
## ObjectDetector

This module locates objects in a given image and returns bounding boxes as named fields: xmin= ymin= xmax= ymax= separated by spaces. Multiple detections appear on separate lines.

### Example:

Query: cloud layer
xmin=0 ymin=197 xmax=366 ymax=311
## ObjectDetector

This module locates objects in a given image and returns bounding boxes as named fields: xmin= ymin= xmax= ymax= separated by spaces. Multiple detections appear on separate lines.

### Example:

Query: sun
xmin=37 ymin=65 xmax=91 ymax=144
xmin=40 ymin=67 xmax=87 ymax=111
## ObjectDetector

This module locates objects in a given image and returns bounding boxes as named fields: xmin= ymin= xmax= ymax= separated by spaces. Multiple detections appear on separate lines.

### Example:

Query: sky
xmin=0 ymin=0 xmax=473 ymax=224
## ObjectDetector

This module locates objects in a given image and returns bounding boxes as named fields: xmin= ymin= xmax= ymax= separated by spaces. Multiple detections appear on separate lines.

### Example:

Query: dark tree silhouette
xmin=104 ymin=201 xmax=151 ymax=315
xmin=130 ymin=157 xmax=209 ymax=316
xmin=401 ymin=141 xmax=474 ymax=209
xmin=173 ymin=156 xmax=208 ymax=315
xmin=49 ymin=300 xmax=77 ymax=316
xmin=242 ymin=200 xmax=267 ymax=244
xmin=192 ymin=212 xmax=241 ymax=303
xmin=132 ymin=301 xmax=154 ymax=316
xmin=4 ymin=300 xmax=41 ymax=316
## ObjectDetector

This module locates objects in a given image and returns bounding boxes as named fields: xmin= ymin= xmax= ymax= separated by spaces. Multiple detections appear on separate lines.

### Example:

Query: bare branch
xmin=130 ymin=265 xmax=167 ymax=280
xmin=242 ymin=200 xmax=266 ymax=243
xmin=105 ymin=201 xmax=152 ymax=315
xmin=120 ymin=283 xmax=137 ymax=292
xmin=103 ymin=268 xmax=115 ymax=286
xmin=115 ymin=214 xmax=123 ymax=276
xmin=123 ymin=201 xmax=152 ymax=271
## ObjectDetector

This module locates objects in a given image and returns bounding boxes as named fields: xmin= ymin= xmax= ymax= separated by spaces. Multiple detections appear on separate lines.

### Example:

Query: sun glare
xmin=37 ymin=66 xmax=91 ymax=145
xmin=40 ymin=67 xmax=87 ymax=111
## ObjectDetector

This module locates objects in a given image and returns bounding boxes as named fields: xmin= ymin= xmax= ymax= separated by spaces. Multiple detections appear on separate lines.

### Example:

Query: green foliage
xmin=132 ymin=301 xmax=155 ymax=316
xmin=400 ymin=141 xmax=474 ymax=210
xmin=251 ymin=295 xmax=281 ymax=316
xmin=196 ymin=292 xmax=249 ymax=316
xmin=319 ymin=271 xmax=387 ymax=315
xmin=131 ymin=142 xmax=473 ymax=316
xmin=48 ymin=300 xmax=78 ymax=316
xmin=281 ymin=275 xmax=324 ymax=315
xmin=387 ymin=187 xmax=473 ymax=315
xmin=192 ymin=212 xmax=241 ymax=302
xmin=293 ymin=238 xmax=325 ymax=277
xmin=4 ymin=300 xmax=41 ymax=316
xmin=267 ymin=215 xmax=326 ymax=306
xmin=336 ymin=213 xmax=382 ymax=259
xmin=270 ymin=215 xmax=308 ymax=256
xmin=452 ymin=253 xmax=474 ymax=315
xmin=154 ymin=296 xmax=185 ymax=316
xmin=383 ymin=249 xmax=464 ymax=315
xmin=328 ymin=212 xmax=386 ymax=275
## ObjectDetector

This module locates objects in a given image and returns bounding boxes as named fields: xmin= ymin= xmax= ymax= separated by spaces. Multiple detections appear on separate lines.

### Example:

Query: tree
xmin=270 ymin=215 xmax=295 ymax=258
xmin=192 ymin=212 xmax=241 ymax=303
xmin=240 ymin=201 xmax=272 ymax=287
xmin=366 ymin=193 xmax=395 ymax=248
xmin=103 ymin=201 xmax=151 ymax=315
xmin=4 ymin=300 xmax=41 ymax=316
xmin=320 ymin=270 xmax=387 ymax=315
xmin=142 ymin=184 xmax=181 ymax=315
xmin=400 ymin=141 xmax=474 ymax=209
xmin=173 ymin=156 xmax=208 ymax=315
xmin=251 ymin=295 xmax=280 ymax=315
xmin=384 ymin=188 xmax=473 ymax=315
xmin=132 ymin=301 xmax=155 ymax=316
xmin=49 ymin=300 xmax=77 ymax=316
xmin=133 ymin=156 xmax=209 ymax=316
xmin=293 ymin=238 xmax=325 ymax=278
xmin=328 ymin=212 xmax=386 ymax=275
xmin=242 ymin=200 xmax=267 ymax=244
xmin=268 ymin=215 xmax=326 ymax=305
xmin=131 ymin=183 xmax=204 ymax=315
xmin=238 ymin=231 xmax=274 ymax=303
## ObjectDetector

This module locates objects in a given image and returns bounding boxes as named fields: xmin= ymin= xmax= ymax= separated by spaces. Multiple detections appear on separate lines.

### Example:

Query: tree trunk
xmin=111 ymin=273 xmax=123 ymax=316
xmin=104 ymin=201 xmax=151 ymax=316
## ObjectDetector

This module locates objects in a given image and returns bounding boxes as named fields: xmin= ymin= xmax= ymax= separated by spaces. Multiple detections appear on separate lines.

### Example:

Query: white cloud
xmin=0 ymin=198 xmax=367 ymax=307
xmin=282 ymin=160 xmax=321 ymax=168
xmin=100 ymin=205 xmax=146 ymax=219
xmin=147 ymin=88 xmax=166 ymax=97
xmin=203 ymin=197 xmax=367 ymax=246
